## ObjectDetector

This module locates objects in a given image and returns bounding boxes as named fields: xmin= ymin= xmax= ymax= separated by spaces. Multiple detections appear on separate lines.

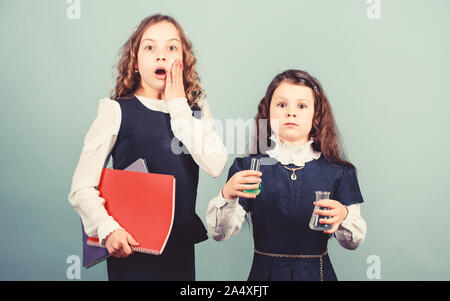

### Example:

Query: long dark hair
xmin=254 ymin=69 xmax=353 ymax=167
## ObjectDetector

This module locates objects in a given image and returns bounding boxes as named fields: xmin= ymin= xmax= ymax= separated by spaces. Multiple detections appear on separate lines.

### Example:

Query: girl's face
xmin=136 ymin=21 xmax=183 ymax=98
xmin=269 ymin=81 xmax=315 ymax=146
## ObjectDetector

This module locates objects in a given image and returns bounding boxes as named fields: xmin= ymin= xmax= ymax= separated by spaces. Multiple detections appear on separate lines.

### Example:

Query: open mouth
xmin=155 ymin=68 xmax=166 ymax=75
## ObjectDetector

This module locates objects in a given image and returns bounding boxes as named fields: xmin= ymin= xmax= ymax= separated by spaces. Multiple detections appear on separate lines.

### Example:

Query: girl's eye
xmin=168 ymin=46 xmax=177 ymax=51
xmin=298 ymin=104 xmax=307 ymax=109
xmin=277 ymin=103 xmax=286 ymax=108
xmin=145 ymin=45 xmax=153 ymax=51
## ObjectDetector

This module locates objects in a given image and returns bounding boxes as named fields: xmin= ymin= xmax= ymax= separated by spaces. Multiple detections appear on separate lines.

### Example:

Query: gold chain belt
xmin=254 ymin=248 xmax=328 ymax=281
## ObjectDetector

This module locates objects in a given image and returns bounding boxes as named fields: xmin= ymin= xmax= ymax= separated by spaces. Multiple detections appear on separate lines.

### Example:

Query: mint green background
xmin=1 ymin=0 xmax=449 ymax=281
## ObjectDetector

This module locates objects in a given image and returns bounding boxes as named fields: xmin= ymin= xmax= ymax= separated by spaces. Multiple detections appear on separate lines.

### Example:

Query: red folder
xmin=87 ymin=168 xmax=175 ymax=255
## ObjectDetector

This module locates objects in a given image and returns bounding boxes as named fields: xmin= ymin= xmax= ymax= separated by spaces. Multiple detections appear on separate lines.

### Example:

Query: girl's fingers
xmin=324 ymin=223 xmax=340 ymax=235
xmin=315 ymin=208 xmax=338 ymax=217
xmin=171 ymin=60 xmax=178 ymax=86
xmin=165 ymin=69 xmax=172 ymax=91
xmin=112 ymin=248 xmax=124 ymax=258
xmin=236 ymin=191 xmax=257 ymax=199
xmin=111 ymin=240 xmax=129 ymax=258
xmin=240 ymin=177 xmax=262 ymax=184
xmin=174 ymin=59 xmax=181 ymax=77
xmin=239 ymin=170 xmax=262 ymax=177
xmin=108 ymin=248 xmax=117 ymax=257
xmin=319 ymin=216 xmax=339 ymax=225
xmin=168 ymin=60 xmax=176 ymax=85
xmin=237 ymin=183 xmax=260 ymax=191
xmin=175 ymin=60 xmax=183 ymax=89
xmin=127 ymin=233 xmax=140 ymax=247
xmin=176 ymin=59 xmax=182 ymax=75
xmin=314 ymin=199 xmax=335 ymax=209
xmin=110 ymin=243 xmax=121 ymax=255
xmin=121 ymin=241 xmax=133 ymax=257
xmin=166 ymin=59 xmax=184 ymax=97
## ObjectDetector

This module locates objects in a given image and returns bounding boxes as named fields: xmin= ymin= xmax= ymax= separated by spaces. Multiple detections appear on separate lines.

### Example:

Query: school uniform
xmin=69 ymin=94 xmax=227 ymax=280
xmin=206 ymin=136 xmax=366 ymax=281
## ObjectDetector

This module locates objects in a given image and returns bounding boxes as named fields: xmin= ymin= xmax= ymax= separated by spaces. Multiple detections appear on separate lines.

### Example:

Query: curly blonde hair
xmin=110 ymin=14 xmax=204 ymax=107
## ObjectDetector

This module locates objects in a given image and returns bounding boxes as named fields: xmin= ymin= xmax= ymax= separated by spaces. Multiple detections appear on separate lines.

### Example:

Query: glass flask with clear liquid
xmin=243 ymin=158 xmax=261 ymax=196
xmin=309 ymin=191 xmax=332 ymax=231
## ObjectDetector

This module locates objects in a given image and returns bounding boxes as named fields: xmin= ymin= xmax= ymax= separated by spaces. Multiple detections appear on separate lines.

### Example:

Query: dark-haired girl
xmin=206 ymin=70 xmax=366 ymax=281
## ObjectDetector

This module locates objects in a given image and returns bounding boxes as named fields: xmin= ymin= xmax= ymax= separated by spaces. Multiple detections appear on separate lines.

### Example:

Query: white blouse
xmin=68 ymin=95 xmax=228 ymax=245
xmin=206 ymin=135 xmax=367 ymax=250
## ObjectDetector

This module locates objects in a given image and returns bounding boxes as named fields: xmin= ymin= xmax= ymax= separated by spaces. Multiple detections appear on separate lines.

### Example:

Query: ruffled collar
xmin=266 ymin=135 xmax=321 ymax=167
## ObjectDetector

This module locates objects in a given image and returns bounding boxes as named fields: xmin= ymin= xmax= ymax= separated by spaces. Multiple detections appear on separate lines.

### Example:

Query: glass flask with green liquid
xmin=243 ymin=158 xmax=262 ymax=196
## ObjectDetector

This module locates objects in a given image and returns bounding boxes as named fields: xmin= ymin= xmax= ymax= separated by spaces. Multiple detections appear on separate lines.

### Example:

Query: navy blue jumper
xmin=227 ymin=154 xmax=364 ymax=281
xmin=106 ymin=96 xmax=208 ymax=281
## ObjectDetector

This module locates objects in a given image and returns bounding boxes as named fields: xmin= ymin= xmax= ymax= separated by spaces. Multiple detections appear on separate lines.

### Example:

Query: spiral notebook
xmin=82 ymin=158 xmax=149 ymax=268
xmin=82 ymin=158 xmax=176 ymax=268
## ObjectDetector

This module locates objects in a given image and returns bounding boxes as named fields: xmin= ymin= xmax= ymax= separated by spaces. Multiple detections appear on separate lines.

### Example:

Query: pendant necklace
xmin=282 ymin=165 xmax=304 ymax=181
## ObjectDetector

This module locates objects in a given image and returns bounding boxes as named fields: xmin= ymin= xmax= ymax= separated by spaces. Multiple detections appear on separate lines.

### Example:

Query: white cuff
xmin=97 ymin=219 xmax=123 ymax=246
xmin=206 ymin=190 xmax=245 ymax=241
xmin=214 ymin=190 xmax=238 ymax=209
xmin=340 ymin=204 xmax=357 ymax=229
xmin=335 ymin=203 xmax=367 ymax=250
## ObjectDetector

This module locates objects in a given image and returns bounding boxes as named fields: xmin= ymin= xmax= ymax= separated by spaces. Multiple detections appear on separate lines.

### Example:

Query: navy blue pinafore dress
xmin=106 ymin=96 xmax=208 ymax=281
xmin=227 ymin=154 xmax=364 ymax=281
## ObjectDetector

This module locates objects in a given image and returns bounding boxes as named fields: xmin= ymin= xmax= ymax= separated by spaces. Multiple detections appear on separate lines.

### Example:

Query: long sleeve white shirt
xmin=68 ymin=95 xmax=227 ymax=245
xmin=206 ymin=136 xmax=367 ymax=250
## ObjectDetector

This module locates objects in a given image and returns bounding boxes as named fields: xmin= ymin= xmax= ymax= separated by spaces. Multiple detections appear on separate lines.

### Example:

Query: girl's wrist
xmin=221 ymin=185 xmax=234 ymax=200
xmin=221 ymin=186 xmax=230 ymax=199
xmin=342 ymin=206 xmax=349 ymax=221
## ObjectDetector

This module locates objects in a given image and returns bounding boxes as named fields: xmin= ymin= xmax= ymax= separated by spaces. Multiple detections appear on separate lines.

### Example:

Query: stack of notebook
xmin=81 ymin=158 xmax=175 ymax=268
